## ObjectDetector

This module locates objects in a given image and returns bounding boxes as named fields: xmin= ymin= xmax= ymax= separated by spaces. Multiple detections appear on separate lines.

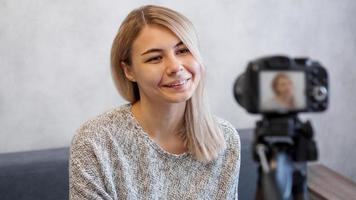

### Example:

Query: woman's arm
xmin=69 ymin=131 xmax=115 ymax=200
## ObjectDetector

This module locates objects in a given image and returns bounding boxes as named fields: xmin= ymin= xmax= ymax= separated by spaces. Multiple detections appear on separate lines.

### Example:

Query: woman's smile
xmin=162 ymin=78 xmax=191 ymax=88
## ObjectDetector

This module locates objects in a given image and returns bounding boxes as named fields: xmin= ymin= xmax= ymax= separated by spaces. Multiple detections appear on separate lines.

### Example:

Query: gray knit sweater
xmin=69 ymin=104 xmax=240 ymax=200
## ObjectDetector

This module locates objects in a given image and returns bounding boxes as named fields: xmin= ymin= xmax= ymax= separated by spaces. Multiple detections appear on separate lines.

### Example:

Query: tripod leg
xmin=255 ymin=171 xmax=264 ymax=200
xmin=292 ymin=163 xmax=309 ymax=200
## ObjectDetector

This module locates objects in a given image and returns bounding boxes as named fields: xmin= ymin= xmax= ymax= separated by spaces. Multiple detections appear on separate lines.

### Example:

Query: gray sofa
xmin=0 ymin=129 xmax=258 ymax=200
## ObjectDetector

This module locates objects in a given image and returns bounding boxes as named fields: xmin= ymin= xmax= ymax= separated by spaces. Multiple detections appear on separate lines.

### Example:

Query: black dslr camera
xmin=233 ymin=55 xmax=329 ymax=200
xmin=234 ymin=55 xmax=328 ymax=115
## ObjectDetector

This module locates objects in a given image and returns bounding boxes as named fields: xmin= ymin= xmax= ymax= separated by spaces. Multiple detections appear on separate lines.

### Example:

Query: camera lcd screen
xmin=259 ymin=71 xmax=306 ymax=113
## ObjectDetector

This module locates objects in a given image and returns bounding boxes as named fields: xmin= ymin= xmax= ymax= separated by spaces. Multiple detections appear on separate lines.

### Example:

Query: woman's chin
xmin=164 ymin=95 xmax=192 ymax=104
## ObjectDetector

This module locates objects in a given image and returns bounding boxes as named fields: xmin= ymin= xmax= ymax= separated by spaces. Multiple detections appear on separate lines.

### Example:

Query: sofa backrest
xmin=238 ymin=129 xmax=258 ymax=199
xmin=0 ymin=129 xmax=258 ymax=200
xmin=0 ymin=148 xmax=69 ymax=200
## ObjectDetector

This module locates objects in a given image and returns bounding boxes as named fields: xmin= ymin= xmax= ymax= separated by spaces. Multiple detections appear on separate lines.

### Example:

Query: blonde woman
xmin=69 ymin=5 xmax=240 ymax=199
xmin=262 ymin=73 xmax=297 ymax=112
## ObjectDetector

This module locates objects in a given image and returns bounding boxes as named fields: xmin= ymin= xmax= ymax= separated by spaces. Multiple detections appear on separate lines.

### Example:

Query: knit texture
xmin=69 ymin=104 xmax=240 ymax=200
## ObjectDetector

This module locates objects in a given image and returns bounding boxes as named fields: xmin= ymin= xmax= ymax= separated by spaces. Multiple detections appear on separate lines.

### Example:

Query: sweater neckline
xmin=124 ymin=104 xmax=190 ymax=160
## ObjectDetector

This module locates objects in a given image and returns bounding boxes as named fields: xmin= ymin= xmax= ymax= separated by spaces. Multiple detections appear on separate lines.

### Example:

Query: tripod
xmin=253 ymin=115 xmax=318 ymax=200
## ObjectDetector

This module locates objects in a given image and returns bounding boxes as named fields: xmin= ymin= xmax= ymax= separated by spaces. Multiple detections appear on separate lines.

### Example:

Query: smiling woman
xmin=69 ymin=4 xmax=240 ymax=200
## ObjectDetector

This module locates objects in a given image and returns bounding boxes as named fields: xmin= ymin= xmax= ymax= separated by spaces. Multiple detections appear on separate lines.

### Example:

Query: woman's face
xmin=123 ymin=25 xmax=201 ymax=104
xmin=275 ymin=76 xmax=294 ymax=98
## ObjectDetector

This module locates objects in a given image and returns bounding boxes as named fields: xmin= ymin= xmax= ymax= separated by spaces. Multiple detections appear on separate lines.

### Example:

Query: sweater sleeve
xmin=235 ymin=129 xmax=241 ymax=200
xmin=220 ymin=119 xmax=241 ymax=200
xmin=232 ymin=129 xmax=241 ymax=200
xmin=69 ymin=128 xmax=114 ymax=200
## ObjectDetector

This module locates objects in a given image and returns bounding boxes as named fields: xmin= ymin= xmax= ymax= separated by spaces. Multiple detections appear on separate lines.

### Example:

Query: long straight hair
xmin=111 ymin=5 xmax=226 ymax=162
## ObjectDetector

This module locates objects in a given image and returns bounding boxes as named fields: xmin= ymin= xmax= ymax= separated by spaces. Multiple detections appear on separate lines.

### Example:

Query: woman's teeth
xmin=166 ymin=79 xmax=190 ymax=87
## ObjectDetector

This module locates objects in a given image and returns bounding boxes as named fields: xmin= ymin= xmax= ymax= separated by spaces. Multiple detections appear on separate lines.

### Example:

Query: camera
xmin=234 ymin=55 xmax=329 ymax=114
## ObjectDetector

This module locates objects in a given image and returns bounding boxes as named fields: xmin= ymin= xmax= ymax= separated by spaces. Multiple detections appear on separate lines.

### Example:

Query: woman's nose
xmin=166 ymin=55 xmax=183 ymax=75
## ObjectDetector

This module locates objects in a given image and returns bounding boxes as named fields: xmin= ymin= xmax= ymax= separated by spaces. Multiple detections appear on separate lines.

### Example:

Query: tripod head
xmin=254 ymin=115 xmax=318 ymax=163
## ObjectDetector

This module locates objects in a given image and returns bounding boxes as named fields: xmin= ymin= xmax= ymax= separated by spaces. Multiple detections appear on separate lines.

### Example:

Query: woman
xmin=271 ymin=73 xmax=296 ymax=110
xmin=70 ymin=5 xmax=240 ymax=199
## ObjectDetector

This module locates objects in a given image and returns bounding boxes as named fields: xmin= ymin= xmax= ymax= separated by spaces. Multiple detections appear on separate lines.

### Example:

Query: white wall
xmin=1 ymin=0 xmax=356 ymax=181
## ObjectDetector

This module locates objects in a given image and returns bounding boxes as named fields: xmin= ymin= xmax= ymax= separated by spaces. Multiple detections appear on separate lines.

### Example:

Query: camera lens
xmin=233 ymin=74 xmax=246 ymax=107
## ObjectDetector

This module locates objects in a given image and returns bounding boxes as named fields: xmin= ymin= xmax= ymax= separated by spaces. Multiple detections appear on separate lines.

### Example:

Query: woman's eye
xmin=146 ymin=56 xmax=162 ymax=63
xmin=176 ymin=48 xmax=190 ymax=55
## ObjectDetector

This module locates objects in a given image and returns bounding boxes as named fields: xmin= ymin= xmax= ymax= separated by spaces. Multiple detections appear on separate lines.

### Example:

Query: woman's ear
xmin=121 ymin=61 xmax=136 ymax=82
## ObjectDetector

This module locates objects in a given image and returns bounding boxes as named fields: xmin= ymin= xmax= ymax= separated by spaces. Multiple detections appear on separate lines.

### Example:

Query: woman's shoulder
xmin=72 ymin=104 xmax=133 ymax=145
xmin=214 ymin=116 xmax=241 ymax=164
xmin=214 ymin=116 xmax=238 ymax=134
xmin=214 ymin=116 xmax=240 ymax=147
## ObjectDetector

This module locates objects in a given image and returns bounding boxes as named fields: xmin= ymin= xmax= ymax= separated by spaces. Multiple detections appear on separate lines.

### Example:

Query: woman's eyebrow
xmin=175 ymin=41 xmax=184 ymax=47
xmin=140 ymin=41 xmax=184 ymax=56
xmin=141 ymin=48 xmax=162 ymax=56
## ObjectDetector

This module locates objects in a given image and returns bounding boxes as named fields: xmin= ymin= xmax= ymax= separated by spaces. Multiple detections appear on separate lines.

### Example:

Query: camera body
xmin=234 ymin=55 xmax=328 ymax=114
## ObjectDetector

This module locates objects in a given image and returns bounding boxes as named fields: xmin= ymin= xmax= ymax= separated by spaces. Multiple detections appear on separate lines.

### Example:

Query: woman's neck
xmin=131 ymin=99 xmax=186 ymax=140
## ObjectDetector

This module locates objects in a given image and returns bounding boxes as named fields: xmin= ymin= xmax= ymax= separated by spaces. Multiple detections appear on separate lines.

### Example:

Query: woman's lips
xmin=163 ymin=78 xmax=191 ymax=88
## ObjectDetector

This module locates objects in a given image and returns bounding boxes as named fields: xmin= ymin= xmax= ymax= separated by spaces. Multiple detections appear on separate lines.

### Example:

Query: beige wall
xmin=1 ymin=0 xmax=355 ymax=181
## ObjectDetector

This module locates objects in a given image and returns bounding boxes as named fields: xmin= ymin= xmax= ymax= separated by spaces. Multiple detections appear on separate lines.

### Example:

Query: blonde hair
xmin=111 ymin=5 xmax=226 ymax=162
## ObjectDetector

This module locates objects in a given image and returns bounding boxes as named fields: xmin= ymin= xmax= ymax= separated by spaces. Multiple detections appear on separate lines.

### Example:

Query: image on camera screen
xmin=259 ymin=71 xmax=306 ymax=112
